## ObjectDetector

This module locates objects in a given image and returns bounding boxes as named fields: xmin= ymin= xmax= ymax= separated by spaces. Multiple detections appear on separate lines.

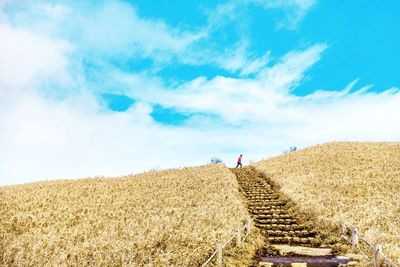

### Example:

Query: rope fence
xmin=340 ymin=223 xmax=398 ymax=267
xmin=201 ymin=219 xmax=252 ymax=267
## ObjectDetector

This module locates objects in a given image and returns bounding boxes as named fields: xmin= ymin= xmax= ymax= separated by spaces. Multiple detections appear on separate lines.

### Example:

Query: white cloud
xmin=0 ymin=91 xmax=249 ymax=185
xmin=294 ymin=86 xmax=400 ymax=142
xmin=2 ymin=1 xmax=206 ymax=64
xmin=0 ymin=23 xmax=70 ymax=94
xmin=71 ymin=1 xmax=205 ymax=61
xmin=0 ymin=0 xmax=314 ymax=77
xmin=2 ymin=75 xmax=400 ymax=186
xmin=128 ymin=44 xmax=327 ymax=123
xmin=1 ymin=0 xmax=400 ymax=187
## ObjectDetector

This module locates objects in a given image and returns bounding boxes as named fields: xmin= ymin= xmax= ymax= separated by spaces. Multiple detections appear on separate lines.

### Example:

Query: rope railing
xmin=201 ymin=249 xmax=219 ymax=267
xmin=222 ymin=233 xmax=236 ymax=248
xmin=340 ymin=223 xmax=398 ymax=267
xmin=201 ymin=219 xmax=252 ymax=267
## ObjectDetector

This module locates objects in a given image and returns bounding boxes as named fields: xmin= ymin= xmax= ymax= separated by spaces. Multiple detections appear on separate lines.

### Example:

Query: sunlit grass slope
xmin=254 ymin=142 xmax=400 ymax=263
xmin=0 ymin=165 xmax=250 ymax=266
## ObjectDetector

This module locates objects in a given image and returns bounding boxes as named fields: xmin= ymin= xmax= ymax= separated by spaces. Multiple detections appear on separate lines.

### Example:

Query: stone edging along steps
xmin=230 ymin=167 xmax=358 ymax=266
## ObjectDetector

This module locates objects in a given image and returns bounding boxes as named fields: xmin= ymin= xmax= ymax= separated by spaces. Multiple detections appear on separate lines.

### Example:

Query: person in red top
xmin=236 ymin=154 xmax=243 ymax=168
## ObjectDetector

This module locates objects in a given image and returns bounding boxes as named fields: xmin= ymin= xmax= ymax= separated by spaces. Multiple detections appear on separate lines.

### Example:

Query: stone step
xmin=267 ymin=236 xmax=317 ymax=244
xmin=255 ymin=223 xmax=308 ymax=231
xmin=254 ymin=214 xmax=294 ymax=219
xmin=250 ymin=210 xmax=288 ymax=215
xmin=262 ymin=229 xmax=316 ymax=238
xmin=248 ymin=201 xmax=286 ymax=206
xmin=255 ymin=217 xmax=298 ymax=222
xmin=243 ymin=191 xmax=276 ymax=195
xmin=250 ymin=206 xmax=287 ymax=210
xmin=251 ymin=211 xmax=288 ymax=216
xmin=259 ymin=255 xmax=352 ymax=266
xmin=255 ymin=218 xmax=298 ymax=224
xmin=248 ymin=199 xmax=279 ymax=202
xmin=270 ymin=245 xmax=333 ymax=257
xmin=246 ymin=196 xmax=280 ymax=199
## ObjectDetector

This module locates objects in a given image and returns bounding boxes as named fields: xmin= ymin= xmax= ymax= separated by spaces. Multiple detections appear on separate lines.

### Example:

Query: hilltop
xmin=254 ymin=141 xmax=400 ymax=263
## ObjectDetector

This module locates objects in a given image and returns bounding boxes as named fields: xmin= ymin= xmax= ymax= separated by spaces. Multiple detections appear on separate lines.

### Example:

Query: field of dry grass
xmin=0 ymin=164 xmax=254 ymax=266
xmin=254 ymin=142 xmax=400 ymax=264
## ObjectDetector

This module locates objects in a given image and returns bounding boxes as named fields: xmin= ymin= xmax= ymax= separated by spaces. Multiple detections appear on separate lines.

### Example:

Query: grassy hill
xmin=254 ymin=142 xmax=400 ymax=263
xmin=3 ymin=142 xmax=399 ymax=265
xmin=0 ymin=165 xmax=259 ymax=266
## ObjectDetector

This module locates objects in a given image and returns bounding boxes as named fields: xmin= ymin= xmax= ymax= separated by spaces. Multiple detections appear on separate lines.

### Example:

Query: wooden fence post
xmin=351 ymin=227 xmax=359 ymax=249
xmin=340 ymin=223 xmax=346 ymax=234
xmin=236 ymin=228 xmax=242 ymax=247
xmin=216 ymin=243 xmax=223 ymax=267
xmin=373 ymin=244 xmax=381 ymax=267
xmin=245 ymin=219 xmax=252 ymax=233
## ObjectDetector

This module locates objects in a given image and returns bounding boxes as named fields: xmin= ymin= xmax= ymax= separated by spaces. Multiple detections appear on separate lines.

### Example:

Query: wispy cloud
xmin=70 ymin=1 xmax=205 ymax=61
xmin=258 ymin=43 xmax=328 ymax=90
xmin=209 ymin=0 xmax=317 ymax=31
xmin=3 ymin=1 xmax=206 ymax=65
xmin=1 ymin=0 xmax=315 ymax=78
xmin=250 ymin=0 xmax=316 ymax=29
xmin=213 ymin=40 xmax=271 ymax=76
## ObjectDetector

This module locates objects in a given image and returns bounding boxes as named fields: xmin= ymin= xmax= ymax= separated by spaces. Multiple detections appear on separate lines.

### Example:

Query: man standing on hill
xmin=236 ymin=154 xmax=243 ymax=168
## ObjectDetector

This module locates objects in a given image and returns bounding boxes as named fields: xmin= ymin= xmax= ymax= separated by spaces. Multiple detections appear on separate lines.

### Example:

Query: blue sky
xmin=1 ymin=0 xmax=400 ymax=185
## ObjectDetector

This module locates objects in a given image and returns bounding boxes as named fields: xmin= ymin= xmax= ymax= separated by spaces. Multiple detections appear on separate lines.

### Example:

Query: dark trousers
xmin=236 ymin=162 xmax=242 ymax=168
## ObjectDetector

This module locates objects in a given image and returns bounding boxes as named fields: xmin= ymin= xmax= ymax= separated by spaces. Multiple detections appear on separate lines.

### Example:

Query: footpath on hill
xmin=230 ymin=167 xmax=361 ymax=266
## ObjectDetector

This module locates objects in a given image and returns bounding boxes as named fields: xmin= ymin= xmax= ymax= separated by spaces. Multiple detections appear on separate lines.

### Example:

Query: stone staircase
xmin=231 ymin=167 xmax=358 ymax=266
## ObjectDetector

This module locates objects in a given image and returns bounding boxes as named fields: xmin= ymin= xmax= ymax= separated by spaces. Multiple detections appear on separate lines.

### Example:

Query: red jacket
xmin=237 ymin=155 xmax=242 ymax=163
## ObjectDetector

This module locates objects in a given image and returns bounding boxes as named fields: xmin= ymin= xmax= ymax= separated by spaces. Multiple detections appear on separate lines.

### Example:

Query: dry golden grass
xmin=254 ymin=142 xmax=400 ymax=264
xmin=0 ymin=164 xmax=253 ymax=266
